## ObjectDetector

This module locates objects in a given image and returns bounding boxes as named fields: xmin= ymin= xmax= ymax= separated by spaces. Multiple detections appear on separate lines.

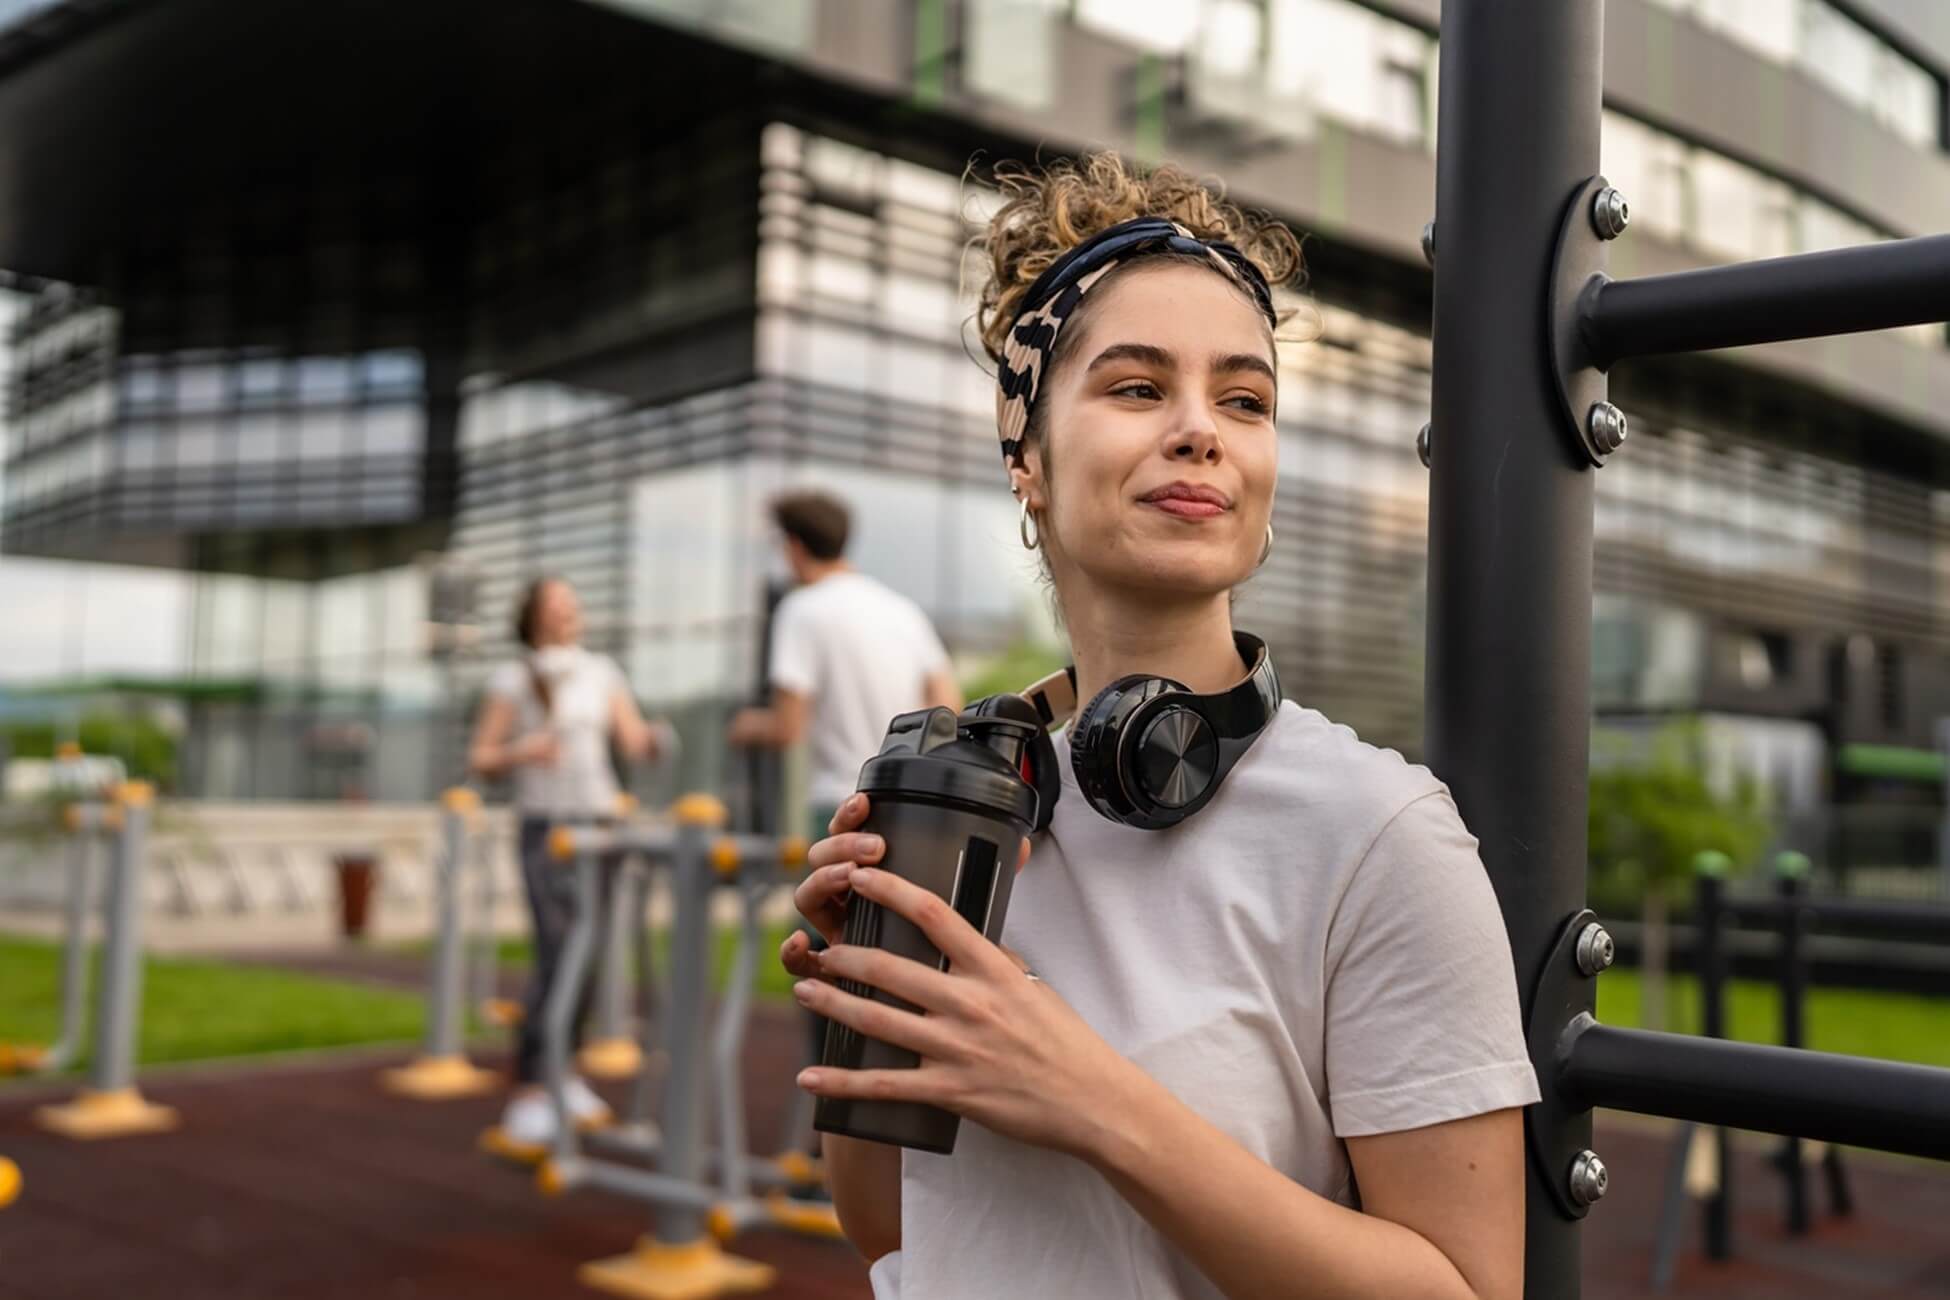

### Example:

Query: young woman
xmin=468 ymin=575 xmax=666 ymax=1144
xmin=781 ymin=155 xmax=1539 ymax=1299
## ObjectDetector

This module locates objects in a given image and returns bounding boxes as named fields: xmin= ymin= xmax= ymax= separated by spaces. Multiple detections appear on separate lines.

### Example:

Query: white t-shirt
xmin=874 ymin=701 xmax=1539 ymax=1300
xmin=486 ymin=646 xmax=628 ymax=818
xmin=768 ymin=571 xmax=952 ymax=807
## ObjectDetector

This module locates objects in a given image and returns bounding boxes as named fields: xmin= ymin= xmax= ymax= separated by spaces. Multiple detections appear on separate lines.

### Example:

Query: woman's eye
xmin=1225 ymin=393 xmax=1271 ymax=415
xmin=1111 ymin=381 xmax=1162 ymax=400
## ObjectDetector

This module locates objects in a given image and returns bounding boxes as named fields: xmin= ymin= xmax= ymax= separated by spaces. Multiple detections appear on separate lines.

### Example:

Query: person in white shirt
xmin=468 ymin=576 xmax=667 ymax=1145
xmin=780 ymin=154 xmax=1540 ymax=1300
xmin=728 ymin=490 xmax=963 ymax=835
xmin=729 ymin=490 xmax=963 ymax=1099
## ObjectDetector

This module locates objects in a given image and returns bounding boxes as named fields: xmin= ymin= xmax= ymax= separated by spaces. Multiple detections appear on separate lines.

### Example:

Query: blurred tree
xmin=960 ymin=637 xmax=1070 ymax=703
xmin=1588 ymin=719 xmax=1771 ymax=1031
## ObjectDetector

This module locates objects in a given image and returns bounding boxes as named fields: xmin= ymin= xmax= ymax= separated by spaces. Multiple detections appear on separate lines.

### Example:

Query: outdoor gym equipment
xmin=0 ymin=744 xmax=115 ymax=1078
xmin=580 ymin=793 xmax=652 ymax=1080
xmin=0 ymin=1156 xmax=18 ymax=1208
xmin=35 ymin=782 xmax=180 ymax=1139
xmin=381 ymin=788 xmax=501 ymax=1099
xmin=535 ymin=795 xmax=838 ymax=1300
xmin=0 ymin=803 xmax=97 ymax=1078
xmin=1428 ymin=3 xmax=1950 ymax=1290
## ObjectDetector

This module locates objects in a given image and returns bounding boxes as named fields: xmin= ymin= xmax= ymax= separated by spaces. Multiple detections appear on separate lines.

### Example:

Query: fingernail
xmin=860 ymin=835 xmax=883 ymax=855
xmin=831 ymin=862 xmax=853 ymax=881
xmin=792 ymin=980 xmax=814 ymax=1002
xmin=852 ymin=867 xmax=876 ymax=887
xmin=797 ymin=1068 xmax=820 ymax=1088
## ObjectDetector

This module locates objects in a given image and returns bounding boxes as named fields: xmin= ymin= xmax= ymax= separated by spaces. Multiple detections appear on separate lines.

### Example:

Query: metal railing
xmin=1425 ymin=3 xmax=1950 ymax=1292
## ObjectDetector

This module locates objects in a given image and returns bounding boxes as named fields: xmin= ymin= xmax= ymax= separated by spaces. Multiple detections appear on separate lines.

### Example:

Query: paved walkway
xmin=3 ymin=1010 xmax=1947 ymax=1297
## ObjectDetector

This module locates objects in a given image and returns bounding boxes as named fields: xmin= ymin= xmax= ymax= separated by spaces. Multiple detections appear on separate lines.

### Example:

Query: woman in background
xmin=469 ymin=575 xmax=666 ymax=1145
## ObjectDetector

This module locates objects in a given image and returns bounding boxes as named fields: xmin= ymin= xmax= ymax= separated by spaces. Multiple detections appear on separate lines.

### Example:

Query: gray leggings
xmin=514 ymin=817 xmax=615 ymax=1083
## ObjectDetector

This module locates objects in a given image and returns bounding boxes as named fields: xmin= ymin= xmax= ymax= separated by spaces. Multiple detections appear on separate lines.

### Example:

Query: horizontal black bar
xmin=1559 ymin=1016 xmax=1950 ymax=1161
xmin=1581 ymin=234 xmax=1950 ymax=365
xmin=1718 ymin=896 xmax=1950 ymax=944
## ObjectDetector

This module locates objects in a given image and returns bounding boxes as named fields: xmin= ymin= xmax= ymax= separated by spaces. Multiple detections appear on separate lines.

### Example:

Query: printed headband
xmin=994 ymin=216 xmax=1277 ymax=471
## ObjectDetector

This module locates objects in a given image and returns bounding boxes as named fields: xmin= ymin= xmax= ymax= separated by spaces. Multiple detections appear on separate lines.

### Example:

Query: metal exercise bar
xmin=1426 ymin=0 xmax=1603 ymax=1292
xmin=1582 ymin=235 xmax=1950 ymax=365
xmin=1559 ymin=1017 xmax=1950 ymax=1161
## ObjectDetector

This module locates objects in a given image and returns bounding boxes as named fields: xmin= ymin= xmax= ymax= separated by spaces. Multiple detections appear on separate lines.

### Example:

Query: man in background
xmin=729 ymin=490 xmax=962 ymax=837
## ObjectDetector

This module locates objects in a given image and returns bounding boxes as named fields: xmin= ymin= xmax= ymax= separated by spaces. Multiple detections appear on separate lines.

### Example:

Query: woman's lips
xmin=1143 ymin=498 xmax=1227 ymax=519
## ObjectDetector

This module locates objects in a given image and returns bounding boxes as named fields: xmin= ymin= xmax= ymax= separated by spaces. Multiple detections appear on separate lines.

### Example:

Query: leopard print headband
xmin=994 ymin=216 xmax=1277 ymax=472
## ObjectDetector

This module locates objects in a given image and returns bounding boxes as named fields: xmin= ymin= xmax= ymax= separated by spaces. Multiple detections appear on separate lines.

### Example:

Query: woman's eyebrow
xmin=1212 ymin=352 xmax=1276 ymax=383
xmin=1086 ymin=342 xmax=1173 ymax=372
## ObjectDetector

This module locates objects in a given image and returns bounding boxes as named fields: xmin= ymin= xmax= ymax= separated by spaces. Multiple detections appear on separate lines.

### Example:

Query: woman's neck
xmin=1061 ymin=585 xmax=1244 ymax=708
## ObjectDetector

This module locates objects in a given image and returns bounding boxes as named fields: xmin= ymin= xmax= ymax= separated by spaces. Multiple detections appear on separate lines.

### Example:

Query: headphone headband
xmin=1006 ymin=632 xmax=1281 ymax=831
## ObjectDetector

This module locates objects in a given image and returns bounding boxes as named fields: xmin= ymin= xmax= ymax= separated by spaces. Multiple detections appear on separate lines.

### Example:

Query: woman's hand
xmin=780 ymin=793 xmax=878 ymax=982
xmin=510 ymin=731 xmax=560 ymax=768
xmin=790 ymin=861 xmax=1140 ymax=1161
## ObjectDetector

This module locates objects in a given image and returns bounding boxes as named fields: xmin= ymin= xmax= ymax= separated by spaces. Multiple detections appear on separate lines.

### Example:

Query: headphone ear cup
xmin=1070 ymin=674 xmax=1165 ymax=823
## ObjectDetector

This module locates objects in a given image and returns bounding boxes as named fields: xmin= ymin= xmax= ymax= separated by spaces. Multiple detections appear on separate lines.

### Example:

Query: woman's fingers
xmin=795 ymin=1062 xmax=955 ymax=1106
xmin=825 ymin=792 xmax=872 ymax=836
xmin=806 ymin=832 xmax=884 ymax=871
xmin=779 ymin=931 xmax=826 ymax=981
xmin=845 ymin=867 xmax=1001 ymax=978
xmin=792 ymin=979 xmax=959 ymax=1062
xmin=815 ymin=943 xmax=971 ymax=1015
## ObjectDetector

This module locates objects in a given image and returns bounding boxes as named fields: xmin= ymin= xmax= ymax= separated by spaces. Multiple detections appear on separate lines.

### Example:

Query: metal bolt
xmin=1575 ymin=921 xmax=1615 ymax=976
xmin=1421 ymin=221 xmax=1436 ymax=267
xmin=1569 ymin=1150 xmax=1610 ymax=1207
xmin=1587 ymin=402 xmax=1628 ymax=455
xmin=1591 ymin=187 xmax=1630 ymax=240
xmin=1417 ymin=422 xmax=1432 ymax=468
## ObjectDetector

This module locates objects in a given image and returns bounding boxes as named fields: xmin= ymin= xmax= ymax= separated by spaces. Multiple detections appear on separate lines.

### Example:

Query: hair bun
xmin=973 ymin=153 xmax=1303 ymax=364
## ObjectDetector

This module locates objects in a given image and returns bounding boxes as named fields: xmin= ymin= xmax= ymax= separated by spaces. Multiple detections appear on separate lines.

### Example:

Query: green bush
xmin=0 ymin=714 xmax=178 ymax=790
xmin=1588 ymin=719 xmax=1772 ymax=907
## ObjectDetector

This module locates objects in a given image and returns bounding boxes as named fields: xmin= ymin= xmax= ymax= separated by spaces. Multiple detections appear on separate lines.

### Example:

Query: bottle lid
xmin=855 ymin=708 xmax=1041 ymax=830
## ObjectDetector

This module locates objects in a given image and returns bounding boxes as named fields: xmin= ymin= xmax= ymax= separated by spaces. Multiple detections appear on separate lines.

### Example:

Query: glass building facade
xmin=2 ymin=0 xmax=1948 ymax=806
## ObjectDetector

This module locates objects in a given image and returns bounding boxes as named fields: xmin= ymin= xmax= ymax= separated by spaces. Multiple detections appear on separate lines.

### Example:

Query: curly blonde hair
xmin=973 ymin=152 xmax=1305 ymax=365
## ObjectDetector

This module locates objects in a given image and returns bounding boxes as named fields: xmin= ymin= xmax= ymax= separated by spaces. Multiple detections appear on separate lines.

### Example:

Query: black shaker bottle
xmin=813 ymin=696 xmax=1055 ymax=1153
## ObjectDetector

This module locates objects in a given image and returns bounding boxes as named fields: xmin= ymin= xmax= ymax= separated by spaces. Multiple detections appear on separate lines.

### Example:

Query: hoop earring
xmin=1019 ymin=498 xmax=1041 ymax=551
xmin=1257 ymin=523 xmax=1275 ymax=569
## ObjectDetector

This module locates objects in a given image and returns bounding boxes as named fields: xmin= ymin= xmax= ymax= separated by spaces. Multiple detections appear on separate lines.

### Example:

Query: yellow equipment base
xmin=0 ymin=1156 xmax=20 ymax=1208
xmin=382 ymin=1054 xmax=501 ymax=1099
xmin=763 ymin=1191 xmax=844 ymax=1240
xmin=0 ymin=1043 xmax=49 ymax=1076
xmin=35 ymin=1087 xmax=181 ymax=1140
xmin=479 ymin=997 xmax=524 ymax=1028
xmin=577 ymin=1036 xmax=642 ymax=1080
xmin=578 ymin=1237 xmax=776 ymax=1300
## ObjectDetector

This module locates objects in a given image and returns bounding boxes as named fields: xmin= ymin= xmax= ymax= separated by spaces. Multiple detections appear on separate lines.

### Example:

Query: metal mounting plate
xmin=1548 ymin=176 xmax=1614 ymax=467
xmin=1526 ymin=907 xmax=1600 ymax=1220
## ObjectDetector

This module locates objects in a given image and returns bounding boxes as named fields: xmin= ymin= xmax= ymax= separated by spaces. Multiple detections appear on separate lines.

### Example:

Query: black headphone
xmin=983 ymin=631 xmax=1282 ymax=832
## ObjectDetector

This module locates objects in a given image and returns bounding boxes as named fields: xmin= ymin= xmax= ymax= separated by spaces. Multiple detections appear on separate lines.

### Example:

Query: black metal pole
xmin=1560 ymin=1019 xmax=1950 ymax=1160
xmin=1426 ymin=2 xmax=1603 ymax=1294
xmin=1695 ymin=862 xmax=1731 ymax=1260
xmin=1582 ymin=235 xmax=1950 ymax=364
xmin=1776 ymin=856 xmax=1810 ymax=1236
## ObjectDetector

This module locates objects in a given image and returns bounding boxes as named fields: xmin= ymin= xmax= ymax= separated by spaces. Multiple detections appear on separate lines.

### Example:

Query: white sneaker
xmin=563 ymin=1075 xmax=612 ymax=1125
xmin=500 ymin=1089 xmax=557 ymax=1147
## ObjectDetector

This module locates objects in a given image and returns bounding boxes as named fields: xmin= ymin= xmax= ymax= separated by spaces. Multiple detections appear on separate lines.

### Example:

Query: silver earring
xmin=1257 ymin=523 xmax=1275 ymax=569
xmin=1019 ymin=497 xmax=1041 ymax=551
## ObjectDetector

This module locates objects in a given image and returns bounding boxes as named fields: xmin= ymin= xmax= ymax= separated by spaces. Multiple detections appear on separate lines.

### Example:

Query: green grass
xmin=1596 ymin=967 xmax=1950 ymax=1068
xmin=0 ymin=936 xmax=424 ymax=1074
